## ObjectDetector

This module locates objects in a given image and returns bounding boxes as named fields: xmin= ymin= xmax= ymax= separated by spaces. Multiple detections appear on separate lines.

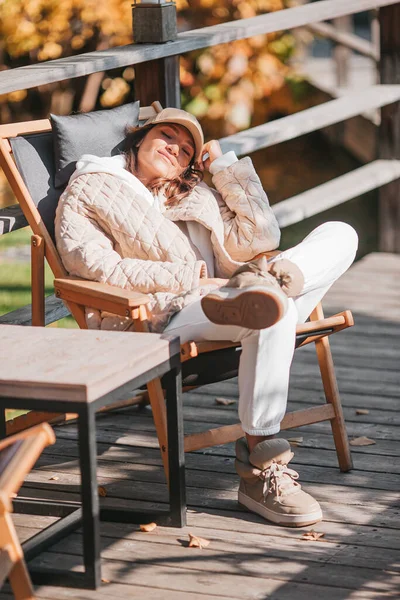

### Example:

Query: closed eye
xmin=161 ymin=127 xmax=193 ymax=159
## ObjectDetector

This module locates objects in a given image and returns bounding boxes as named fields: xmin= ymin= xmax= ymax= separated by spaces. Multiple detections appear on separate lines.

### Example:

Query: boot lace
xmin=260 ymin=461 xmax=301 ymax=502
xmin=269 ymin=265 xmax=293 ymax=289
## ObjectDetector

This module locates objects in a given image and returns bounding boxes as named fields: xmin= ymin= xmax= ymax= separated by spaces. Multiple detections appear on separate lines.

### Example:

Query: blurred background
xmin=0 ymin=0 xmax=377 ymax=322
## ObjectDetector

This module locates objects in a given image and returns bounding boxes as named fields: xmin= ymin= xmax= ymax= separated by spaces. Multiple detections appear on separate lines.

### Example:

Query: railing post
xmin=333 ymin=15 xmax=352 ymax=89
xmin=133 ymin=1 xmax=180 ymax=109
xmin=135 ymin=57 xmax=180 ymax=108
xmin=378 ymin=3 xmax=400 ymax=252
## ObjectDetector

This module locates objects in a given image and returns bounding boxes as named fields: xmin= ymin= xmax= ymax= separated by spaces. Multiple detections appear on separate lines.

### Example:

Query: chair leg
xmin=146 ymin=378 xmax=170 ymax=483
xmin=0 ymin=513 xmax=35 ymax=599
xmin=311 ymin=304 xmax=353 ymax=472
xmin=31 ymin=235 xmax=45 ymax=328
xmin=133 ymin=308 xmax=169 ymax=482
xmin=8 ymin=559 xmax=35 ymax=600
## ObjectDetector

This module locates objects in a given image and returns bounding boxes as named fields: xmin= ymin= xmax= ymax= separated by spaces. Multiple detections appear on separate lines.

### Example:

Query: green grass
xmin=0 ymin=261 xmax=51 ymax=315
xmin=0 ymin=229 xmax=76 ymax=422
xmin=0 ymin=233 xmax=77 ymax=327
xmin=0 ymin=227 xmax=31 ymax=248
xmin=6 ymin=409 xmax=29 ymax=421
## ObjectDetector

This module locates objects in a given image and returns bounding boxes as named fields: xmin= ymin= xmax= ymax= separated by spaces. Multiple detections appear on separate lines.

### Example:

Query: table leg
xmin=78 ymin=406 xmax=101 ymax=589
xmin=164 ymin=365 xmax=186 ymax=527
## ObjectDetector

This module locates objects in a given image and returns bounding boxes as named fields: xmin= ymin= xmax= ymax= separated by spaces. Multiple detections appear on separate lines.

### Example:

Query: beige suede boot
xmin=235 ymin=437 xmax=322 ymax=527
xmin=201 ymin=256 xmax=304 ymax=330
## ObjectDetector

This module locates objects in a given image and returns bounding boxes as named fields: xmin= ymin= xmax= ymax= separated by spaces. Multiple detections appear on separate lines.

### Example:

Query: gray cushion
xmin=51 ymin=101 xmax=140 ymax=187
xmin=10 ymin=132 xmax=61 ymax=241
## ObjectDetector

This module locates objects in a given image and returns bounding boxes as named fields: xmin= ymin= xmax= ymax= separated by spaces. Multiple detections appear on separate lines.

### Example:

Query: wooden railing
xmin=308 ymin=18 xmax=379 ymax=62
xmin=0 ymin=0 xmax=399 ymax=326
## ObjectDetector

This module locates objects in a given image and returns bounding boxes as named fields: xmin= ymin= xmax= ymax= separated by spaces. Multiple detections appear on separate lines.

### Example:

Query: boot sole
xmin=201 ymin=287 xmax=286 ymax=330
xmin=238 ymin=491 xmax=323 ymax=528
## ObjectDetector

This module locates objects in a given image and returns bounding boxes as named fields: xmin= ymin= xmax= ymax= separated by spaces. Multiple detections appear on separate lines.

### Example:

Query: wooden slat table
xmin=0 ymin=325 xmax=185 ymax=590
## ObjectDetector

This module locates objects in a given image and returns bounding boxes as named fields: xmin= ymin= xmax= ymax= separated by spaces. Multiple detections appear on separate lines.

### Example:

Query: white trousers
xmin=164 ymin=222 xmax=358 ymax=436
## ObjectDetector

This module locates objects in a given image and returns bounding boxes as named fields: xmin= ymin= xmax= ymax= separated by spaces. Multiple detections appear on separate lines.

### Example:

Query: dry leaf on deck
xmin=349 ymin=436 xmax=376 ymax=446
xmin=98 ymin=486 xmax=107 ymax=497
xmin=301 ymin=530 xmax=325 ymax=541
xmin=287 ymin=436 xmax=303 ymax=445
xmin=101 ymin=578 xmax=111 ymax=584
xmin=355 ymin=409 xmax=370 ymax=415
xmin=215 ymin=397 xmax=236 ymax=406
xmin=49 ymin=476 xmax=59 ymax=481
xmin=188 ymin=532 xmax=210 ymax=548
xmin=140 ymin=522 xmax=157 ymax=532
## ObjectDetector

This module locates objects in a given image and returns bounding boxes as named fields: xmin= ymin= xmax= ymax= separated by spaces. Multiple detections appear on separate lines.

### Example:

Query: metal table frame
xmin=0 ymin=353 xmax=185 ymax=590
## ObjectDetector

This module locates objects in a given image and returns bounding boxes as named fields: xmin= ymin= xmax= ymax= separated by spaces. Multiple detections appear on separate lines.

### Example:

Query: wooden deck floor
xmin=1 ymin=251 xmax=400 ymax=600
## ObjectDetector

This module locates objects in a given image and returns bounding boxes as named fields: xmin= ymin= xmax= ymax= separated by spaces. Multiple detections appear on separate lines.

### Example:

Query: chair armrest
xmin=251 ymin=250 xmax=281 ymax=261
xmin=54 ymin=276 xmax=151 ymax=318
xmin=0 ymin=424 xmax=56 ymax=505
xmin=0 ymin=423 xmax=55 ymax=454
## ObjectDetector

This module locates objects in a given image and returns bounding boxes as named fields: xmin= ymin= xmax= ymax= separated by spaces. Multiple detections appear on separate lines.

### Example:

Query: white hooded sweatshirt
xmin=69 ymin=151 xmax=239 ymax=279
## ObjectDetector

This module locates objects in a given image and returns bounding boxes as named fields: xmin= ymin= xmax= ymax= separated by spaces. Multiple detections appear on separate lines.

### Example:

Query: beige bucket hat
xmin=144 ymin=107 xmax=204 ymax=163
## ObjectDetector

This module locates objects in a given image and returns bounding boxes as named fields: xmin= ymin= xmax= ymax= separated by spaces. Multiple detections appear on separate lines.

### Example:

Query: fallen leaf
xmin=140 ymin=522 xmax=157 ymax=532
xmin=355 ymin=409 xmax=370 ymax=415
xmin=301 ymin=530 xmax=325 ymax=541
xmin=101 ymin=578 xmax=111 ymax=584
xmin=188 ymin=532 xmax=210 ymax=548
xmin=349 ymin=436 xmax=376 ymax=446
xmin=49 ymin=476 xmax=59 ymax=481
xmin=215 ymin=397 xmax=236 ymax=406
xmin=287 ymin=436 xmax=303 ymax=446
xmin=98 ymin=486 xmax=107 ymax=497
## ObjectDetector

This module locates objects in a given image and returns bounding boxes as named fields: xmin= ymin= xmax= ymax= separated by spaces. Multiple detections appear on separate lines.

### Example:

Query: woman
xmin=55 ymin=107 xmax=358 ymax=528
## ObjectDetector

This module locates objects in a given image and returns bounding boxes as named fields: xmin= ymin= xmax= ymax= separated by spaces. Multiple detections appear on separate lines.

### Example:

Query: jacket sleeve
xmin=55 ymin=192 xmax=206 ymax=295
xmin=211 ymin=156 xmax=281 ymax=261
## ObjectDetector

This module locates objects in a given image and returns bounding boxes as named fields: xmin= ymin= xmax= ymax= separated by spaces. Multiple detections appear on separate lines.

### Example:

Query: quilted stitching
xmin=55 ymin=157 xmax=280 ymax=331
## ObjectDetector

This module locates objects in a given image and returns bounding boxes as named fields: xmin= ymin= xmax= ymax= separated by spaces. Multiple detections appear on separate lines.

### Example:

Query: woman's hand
xmin=197 ymin=140 xmax=223 ymax=172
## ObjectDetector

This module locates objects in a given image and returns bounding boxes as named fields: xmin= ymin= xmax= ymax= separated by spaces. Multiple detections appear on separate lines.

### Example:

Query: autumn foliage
xmin=178 ymin=0 xmax=310 ymax=134
xmin=0 ymin=0 xmax=310 ymax=131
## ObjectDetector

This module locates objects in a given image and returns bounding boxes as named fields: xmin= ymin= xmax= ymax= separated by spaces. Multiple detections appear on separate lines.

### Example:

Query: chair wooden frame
xmin=0 ymin=423 xmax=55 ymax=599
xmin=0 ymin=106 xmax=354 ymax=478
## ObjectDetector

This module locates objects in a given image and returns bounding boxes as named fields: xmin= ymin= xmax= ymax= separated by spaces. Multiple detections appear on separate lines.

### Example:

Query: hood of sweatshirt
xmin=69 ymin=154 xmax=155 ymax=206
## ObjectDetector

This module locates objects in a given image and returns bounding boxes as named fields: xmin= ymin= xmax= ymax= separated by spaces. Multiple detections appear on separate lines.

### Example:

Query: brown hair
xmin=123 ymin=123 xmax=203 ymax=206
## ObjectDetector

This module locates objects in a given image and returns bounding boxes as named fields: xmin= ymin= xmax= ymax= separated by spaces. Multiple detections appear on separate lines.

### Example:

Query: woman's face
xmin=136 ymin=123 xmax=196 ymax=184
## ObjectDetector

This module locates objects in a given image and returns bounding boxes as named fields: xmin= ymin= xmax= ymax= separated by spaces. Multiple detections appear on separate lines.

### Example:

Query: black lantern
xmin=132 ymin=0 xmax=177 ymax=44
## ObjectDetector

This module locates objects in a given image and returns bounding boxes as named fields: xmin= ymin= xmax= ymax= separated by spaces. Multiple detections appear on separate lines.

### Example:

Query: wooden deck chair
xmin=0 ymin=423 xmax=55 ymax=599
xmin=0 ymin=103 xmax=354 ymax=481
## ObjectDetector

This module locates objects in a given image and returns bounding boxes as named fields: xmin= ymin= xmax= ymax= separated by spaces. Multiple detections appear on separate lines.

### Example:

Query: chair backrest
xmin=0 ymin=423 xmax=55 ymax=500
xmin=10 ymin=130 xmax=60 ymax=241
xmin=0 ymin=103 xmax=159 ymax=281
xmin=0 ymin=423 xmax=55 ymax=596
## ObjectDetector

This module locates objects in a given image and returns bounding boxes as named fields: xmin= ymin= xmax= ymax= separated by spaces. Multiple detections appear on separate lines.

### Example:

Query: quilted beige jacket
xmin=55 ymin=157 xmax=281 ymax=332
